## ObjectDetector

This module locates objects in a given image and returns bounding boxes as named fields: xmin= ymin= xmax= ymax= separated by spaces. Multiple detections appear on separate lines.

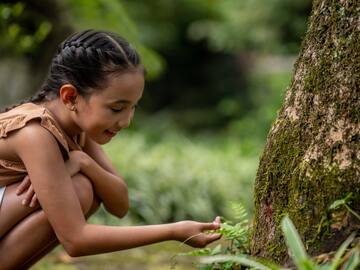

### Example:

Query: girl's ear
xmin=59 ymin=84 xmax=78 ymax=111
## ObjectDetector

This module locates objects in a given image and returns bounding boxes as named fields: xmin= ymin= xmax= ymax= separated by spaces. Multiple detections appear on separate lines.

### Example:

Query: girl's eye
xmin=110 ymin=104 xmax=138 ymax=113
xmin=111 ymin=108 xmax=124 ymax=113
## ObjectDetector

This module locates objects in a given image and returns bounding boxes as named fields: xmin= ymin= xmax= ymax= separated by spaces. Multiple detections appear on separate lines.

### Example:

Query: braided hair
xmin=3 ymin=29 xmax=144 ymax=112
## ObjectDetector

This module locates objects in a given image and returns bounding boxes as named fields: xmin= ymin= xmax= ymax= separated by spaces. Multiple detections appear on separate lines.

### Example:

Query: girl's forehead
xmin=92 ymin=71 xmax=144 ymax=101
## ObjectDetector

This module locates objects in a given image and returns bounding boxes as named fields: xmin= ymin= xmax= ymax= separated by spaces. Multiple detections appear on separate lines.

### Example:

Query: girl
xmin=0 ymin=29 xmax=221 ymax=269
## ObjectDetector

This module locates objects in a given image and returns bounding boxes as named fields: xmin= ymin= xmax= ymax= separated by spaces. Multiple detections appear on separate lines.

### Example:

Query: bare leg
xmin=18 ymin=197 xmax=100 ymax=270
xmin=0 ymin=173 xmax=100 ymax=270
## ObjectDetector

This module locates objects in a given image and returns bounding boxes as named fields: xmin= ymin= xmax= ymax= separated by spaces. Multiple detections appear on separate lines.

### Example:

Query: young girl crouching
xmin=0 ymin=29 xmax=221 ymax=269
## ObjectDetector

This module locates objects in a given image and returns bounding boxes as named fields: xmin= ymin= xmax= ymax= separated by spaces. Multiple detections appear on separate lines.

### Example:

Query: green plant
xmin=219 ymin=202 xmax=250 ymax=254
xmin=173 ymin=202 xmax=251 ymax=269
xmin=101 ymin=131 xmax=257 ymax=224
xmin=200 ymin=216 xmax=359 ymax=270
xmin=329 ymin=193 xmax=360 ymax=221
xmin=0 ymin=2 xmax=52 ymax=55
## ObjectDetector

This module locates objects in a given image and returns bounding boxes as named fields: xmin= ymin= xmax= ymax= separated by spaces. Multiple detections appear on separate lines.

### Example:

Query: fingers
xmin=202 ymin=217 xmax=221 ymax=231
xmin=214 ymin=216 xmax=221 ymax=225
xmin=16 ymin=175 xmax=31 ymax=195
xmin=29 ymin=194 xmax=39 ymax=208
xmin=22 ymin=184 xmax=35 ymax=207
xmin=193 ymin=230 xmax=221 ymax=248
xmin=205 ymin=232 xmax=222 ymax=243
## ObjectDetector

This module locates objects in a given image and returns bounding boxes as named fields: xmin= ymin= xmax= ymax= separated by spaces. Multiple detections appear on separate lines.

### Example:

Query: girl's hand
xmin=15 ymin=151 xmax=89 ymax=207
xmin=173 ymin=216 xmax=222 ymax=248
xmin=66 ymin=150 xmax=89 ymax=176
xmin=16 ymin=175 xmax=39 ymax=208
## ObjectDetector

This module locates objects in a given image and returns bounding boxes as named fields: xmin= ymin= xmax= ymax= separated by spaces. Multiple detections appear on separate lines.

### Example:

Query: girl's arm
xmin=13 ymin=123 xmax=221 ymax=256
xmin=80 ymin=137 xmax=129 ymax=218
xmin=15 ymin=143 xmax=128 ymax=216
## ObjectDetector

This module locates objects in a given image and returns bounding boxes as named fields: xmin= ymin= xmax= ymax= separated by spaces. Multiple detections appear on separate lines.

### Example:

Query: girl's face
xmin=75 ymin=70 xmax=144 ymax=144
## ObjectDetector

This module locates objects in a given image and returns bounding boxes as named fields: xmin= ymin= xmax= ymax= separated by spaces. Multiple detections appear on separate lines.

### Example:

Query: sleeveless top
xmin=0 ymin=103 xmax=86 ymax=187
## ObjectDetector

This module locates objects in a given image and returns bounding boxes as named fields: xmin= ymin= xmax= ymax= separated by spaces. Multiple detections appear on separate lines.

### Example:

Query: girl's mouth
xmin=105 ymin=130 xmax=116 ymax=137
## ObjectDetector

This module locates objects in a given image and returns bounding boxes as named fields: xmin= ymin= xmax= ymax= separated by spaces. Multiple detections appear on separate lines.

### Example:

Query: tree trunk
xmin=251 ymin=0 xmax=359 ymax=264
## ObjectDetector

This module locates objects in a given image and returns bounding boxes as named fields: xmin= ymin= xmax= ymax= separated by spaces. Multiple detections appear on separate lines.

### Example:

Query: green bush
xmin=100 ymin=129 xmax=258 ymax=224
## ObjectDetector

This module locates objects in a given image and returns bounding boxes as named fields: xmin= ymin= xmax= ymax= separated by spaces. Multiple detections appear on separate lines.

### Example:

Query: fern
xmin=175 ymin=201 xmax=250 ymax=269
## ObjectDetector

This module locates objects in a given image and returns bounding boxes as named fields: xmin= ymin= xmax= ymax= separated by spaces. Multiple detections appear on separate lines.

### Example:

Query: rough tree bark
xmin=251 ymin=0 xmax=359 ymax=264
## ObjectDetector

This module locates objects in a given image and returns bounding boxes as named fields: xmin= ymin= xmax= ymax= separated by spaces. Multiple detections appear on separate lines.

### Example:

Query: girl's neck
xmin=41 ymin=100 xmax=82 ymax=138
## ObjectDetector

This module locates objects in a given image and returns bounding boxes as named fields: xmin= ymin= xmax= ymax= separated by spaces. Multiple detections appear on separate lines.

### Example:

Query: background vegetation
xmin=0 ymin=0 xmax=313 ymax=268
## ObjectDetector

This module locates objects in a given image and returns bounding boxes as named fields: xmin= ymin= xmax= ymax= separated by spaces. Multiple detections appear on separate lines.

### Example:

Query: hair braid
xmin=2 ymin=29 xmax=144 ymax=113
xmin=2 ymin=88 xmax=51 ymax=112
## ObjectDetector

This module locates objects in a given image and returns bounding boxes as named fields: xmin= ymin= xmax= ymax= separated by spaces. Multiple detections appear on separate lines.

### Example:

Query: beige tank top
xmin=0 ymin=103 xmax=85 ymax=187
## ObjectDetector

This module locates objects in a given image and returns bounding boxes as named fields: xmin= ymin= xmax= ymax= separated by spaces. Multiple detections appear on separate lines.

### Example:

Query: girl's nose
xmin=122 ymin=117 xmax=131 ymax=129
xmin=118 ymin=111 xmax=133 ymax=129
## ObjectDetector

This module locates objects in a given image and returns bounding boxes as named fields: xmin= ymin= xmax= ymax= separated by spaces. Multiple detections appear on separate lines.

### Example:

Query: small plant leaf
xmin=343 ymin=249 xmax=359 ymax=270
xmin=281 ymin=216 xmax=315 ymax=269
xmin=329 ymin=199 xmax=346 ymax=210
xmin=329 ymin=193 xmax=353 ymax=210
xmin=201 ymin=255 xmax=276 ymax=270
xmin=330 ymin=233 xmax=355 ymax=270
xmin=210 ymin=244 xmax=223 ymax=255
xmin=316 ymin=264 xmax=331 ymax=270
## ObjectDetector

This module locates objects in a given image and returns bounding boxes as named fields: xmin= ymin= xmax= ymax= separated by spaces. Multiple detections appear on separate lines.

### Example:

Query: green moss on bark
xmin=251 ymin=0 xmax=360 ymax=264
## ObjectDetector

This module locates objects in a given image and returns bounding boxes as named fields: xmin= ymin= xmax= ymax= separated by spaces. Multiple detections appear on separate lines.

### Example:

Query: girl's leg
xmin=16 ymin=197 xmax=101 ymax=270
xmin=18 ymin=198 xmax=101 ymax=270
xmin=13 ymin=198 xmax=100 ymax=270
xmin=0 ymin=173 xmax=99 ymax=270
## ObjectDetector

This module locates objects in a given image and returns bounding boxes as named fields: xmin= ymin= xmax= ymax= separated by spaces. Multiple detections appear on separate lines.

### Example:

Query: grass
xmin=33 ymin=242 xmax=198 ymax=270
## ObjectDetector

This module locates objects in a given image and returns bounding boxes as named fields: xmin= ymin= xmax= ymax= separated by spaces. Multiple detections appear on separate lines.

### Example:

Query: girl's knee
xmin=72 ymin=173 xmax=94 ymax=215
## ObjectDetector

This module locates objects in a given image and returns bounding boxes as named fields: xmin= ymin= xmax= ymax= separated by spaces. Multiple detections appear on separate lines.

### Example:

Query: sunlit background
xmin=0 ymin=0 xmax=312 ymax=268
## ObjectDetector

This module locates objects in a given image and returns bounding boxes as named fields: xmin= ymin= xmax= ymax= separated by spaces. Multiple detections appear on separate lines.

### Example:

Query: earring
xmin=70 ymin=105 xmax=77 ymax=112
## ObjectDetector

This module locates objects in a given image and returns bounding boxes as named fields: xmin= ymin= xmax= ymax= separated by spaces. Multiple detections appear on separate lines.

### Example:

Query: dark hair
xmin=3 ymin=29 xmax=144 ymax=112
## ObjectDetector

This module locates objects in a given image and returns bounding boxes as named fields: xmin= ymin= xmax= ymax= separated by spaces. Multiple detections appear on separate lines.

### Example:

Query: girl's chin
xmin=87 ymin=133 xmax=112 ymax=145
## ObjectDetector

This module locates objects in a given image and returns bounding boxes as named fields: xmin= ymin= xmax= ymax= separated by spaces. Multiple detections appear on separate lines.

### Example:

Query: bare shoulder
xmin=9 ymin=120 xmax=61 ymax=156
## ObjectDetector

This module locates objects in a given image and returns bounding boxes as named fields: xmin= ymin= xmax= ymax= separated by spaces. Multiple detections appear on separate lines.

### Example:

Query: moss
xmin=251 ymin=0 xmax=360 ymax=263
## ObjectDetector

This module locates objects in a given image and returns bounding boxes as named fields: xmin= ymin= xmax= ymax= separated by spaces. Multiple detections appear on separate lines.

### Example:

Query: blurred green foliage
xmin=0 ymin=2 xmax=52 ymax=56
xmin=97 ymin=129 xmax=258 ymax=224
xmin=187 ymin=0 xmax=312 ymax=54
xmin=0 ymin=0 xmax=309 ymax=136
xmin=0 ymin=0 xmax=298 ymax=226
xmin=119 ymin=0 xmax=309 ymax=133
xmin=0 ymin=0 xmax=163 ymax=78
xmin=0 ymin=0 xmax=304 ymax=228
xmin=64 ymin=0 xmax=164 ymax=79
xmin=122 ymin=0 xmax=311 ymax=54
xmin=227 ymin=70 xmax=292 ymax=142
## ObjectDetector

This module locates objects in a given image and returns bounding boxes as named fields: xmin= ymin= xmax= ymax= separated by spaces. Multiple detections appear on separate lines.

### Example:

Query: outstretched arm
xmin=13 ymin=123 xmax=221 ymax=257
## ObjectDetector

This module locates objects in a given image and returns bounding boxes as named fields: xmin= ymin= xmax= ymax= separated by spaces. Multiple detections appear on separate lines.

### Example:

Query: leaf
xmin=329 ymin=199 xmax=347 ymax=210
xmin=210 ymin=244 xmax=223 ymax=255
xmin=329 ymin=193 xmax=353 ymax=210
xmin=201 ymin=255 xmax=277 ymax=270
xmin=330 ymin=233 xmax=355 ymax=270
xmin=281 ymin=216 xmax=315 ymax=270
xmin=343 ymin=249 xmax=359 ymax=270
